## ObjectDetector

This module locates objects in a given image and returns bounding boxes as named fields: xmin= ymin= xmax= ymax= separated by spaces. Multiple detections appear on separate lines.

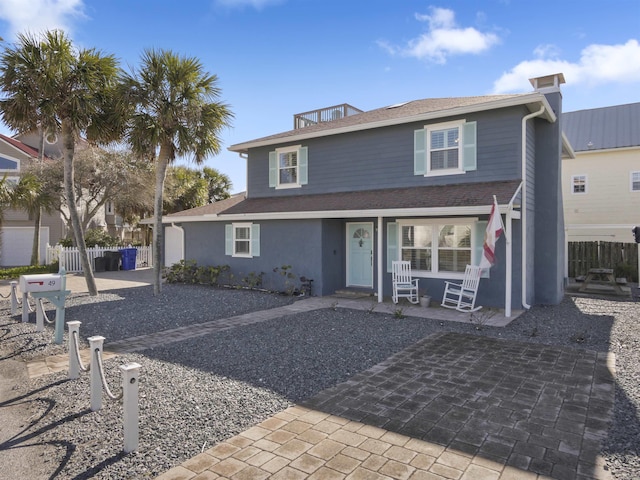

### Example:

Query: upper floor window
xmin=631 ymin=171 xmax=640 ymax=192
xmin=269 ymin=145 xmax=308 ymax=189
xmin=225 ymin=223 xmax=261 ymax=258
xmin=572 ymin=175 xmax=587 ymax=194
xmin=414 ymin=121 xmax=476 ymax=177
xmin=106 ymin=200 xmax=115 ymax=215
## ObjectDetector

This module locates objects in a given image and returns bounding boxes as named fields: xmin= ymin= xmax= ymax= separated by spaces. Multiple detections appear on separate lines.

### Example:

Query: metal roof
xmin=563 ymin=102 xmax=640 ymax=152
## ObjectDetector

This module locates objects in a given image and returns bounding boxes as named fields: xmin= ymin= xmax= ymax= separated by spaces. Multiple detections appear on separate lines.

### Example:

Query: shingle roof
xmin=0 ymin=133 xmax=41 ymax=158
xmin=164 ymin=180 xmax=521 ymax=221
xmin=229 ymin=93 xmax=543 ymax=152
xmin=165 ymin=192 xmax=247 ymax=217
xmin=563 ymin=102 xmax=640 ymax=151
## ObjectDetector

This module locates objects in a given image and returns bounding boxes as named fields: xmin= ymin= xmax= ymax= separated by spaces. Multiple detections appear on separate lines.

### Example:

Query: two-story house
xmin=161 ymin=74 xmax=570 ymax=313
xmin=562 ymin=102 xmax=640 ymax=243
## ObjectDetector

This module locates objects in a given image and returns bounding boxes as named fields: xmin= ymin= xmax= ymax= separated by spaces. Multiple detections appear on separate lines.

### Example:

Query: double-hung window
xmin=391 ymin=219 xmax=476 ymax=277
xmin=414 ymin=120 xmax=477 ymax=176
xmin=572 ymin=175 xmax=587 ymax=194
xmin=225 ymin=223 xmax=260 ymax=258
xmin=631 ymin=171 xmax=640 ymax=192
xmin=269 ymin=145 xmax=308 ymax=189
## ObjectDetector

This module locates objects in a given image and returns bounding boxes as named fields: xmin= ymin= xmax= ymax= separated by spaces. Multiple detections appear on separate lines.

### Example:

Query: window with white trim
xmin=225 ymin=223 xmax=260 ymax=258
xmin=429 ymin=124 xmax=460 ymax=171
xmin=397 ymin=220 xmax=473 ymax=275
xmin=572 ymin=175 xmax=587 ymax=194
xmin=106 ymin=200 xmax=115 ymax=215
xmin=631 ymin=171 xmax=640 ymax=192
xmin=414 ymin=120 xmax=476 ymax=177
xmin=269 ymin=145 xmax=308 ymax=189
xmin=233 ymin=224 xmax=251 ymax=256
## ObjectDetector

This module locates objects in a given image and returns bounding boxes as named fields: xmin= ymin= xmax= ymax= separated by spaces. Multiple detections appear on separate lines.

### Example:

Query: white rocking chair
xmin=441 ymin=265 xmax=482 ymax=312
xmin=392 ymin=261 xmax=419 ymax=304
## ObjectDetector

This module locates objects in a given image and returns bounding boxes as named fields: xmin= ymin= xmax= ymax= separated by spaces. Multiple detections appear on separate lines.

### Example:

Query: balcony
xmin=293 ymin=103 xmax=363 ymax=129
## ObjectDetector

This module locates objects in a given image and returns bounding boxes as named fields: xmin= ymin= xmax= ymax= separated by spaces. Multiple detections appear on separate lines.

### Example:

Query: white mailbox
xmin=19 ymin=273 xmax=63 ymax=293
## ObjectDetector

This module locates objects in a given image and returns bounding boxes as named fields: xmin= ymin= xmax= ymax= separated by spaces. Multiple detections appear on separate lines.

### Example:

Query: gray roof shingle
xmin=165 ymin=180 xmax=521 ymax=220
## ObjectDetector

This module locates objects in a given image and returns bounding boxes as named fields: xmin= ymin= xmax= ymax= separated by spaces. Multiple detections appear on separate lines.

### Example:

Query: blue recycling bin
xmin=119 ymin=248 xmax=137 ymax=271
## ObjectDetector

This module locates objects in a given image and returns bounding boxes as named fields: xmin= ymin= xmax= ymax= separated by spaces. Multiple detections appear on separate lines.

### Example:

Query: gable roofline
xmin=0 ymin=133 xmax=42 ymax=159
xmin=229 ymin=92 xmax=556 ymax=153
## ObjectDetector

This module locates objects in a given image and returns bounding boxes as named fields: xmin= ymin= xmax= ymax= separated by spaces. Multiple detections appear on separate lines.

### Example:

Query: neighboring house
xmin=0 ymin=133 xmax=66 ymax=266
xmin=562 ymin=102 xmax=640 ymax=243
xmin=161 ymin=74 xmax=570 ymax=312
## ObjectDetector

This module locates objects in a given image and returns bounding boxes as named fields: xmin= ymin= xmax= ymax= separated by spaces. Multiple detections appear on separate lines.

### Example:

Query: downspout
xmin=521 ymin=106 xmax=546 ymax=310
xmin=377 ymin=216 xmax=383 ymax=302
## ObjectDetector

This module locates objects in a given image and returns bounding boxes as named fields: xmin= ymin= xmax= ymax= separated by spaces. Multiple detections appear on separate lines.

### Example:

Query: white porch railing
xmin=46 ymin=244 xmax=153 ymax=273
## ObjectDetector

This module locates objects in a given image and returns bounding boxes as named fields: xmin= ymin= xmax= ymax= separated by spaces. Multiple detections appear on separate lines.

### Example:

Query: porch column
xmin=377 ymin=216 xmax=383 ymax=303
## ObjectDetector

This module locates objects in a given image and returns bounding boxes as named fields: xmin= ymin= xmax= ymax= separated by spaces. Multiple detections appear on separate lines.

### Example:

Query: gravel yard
xmin=1 ymin=283 xmax=639 ymax=479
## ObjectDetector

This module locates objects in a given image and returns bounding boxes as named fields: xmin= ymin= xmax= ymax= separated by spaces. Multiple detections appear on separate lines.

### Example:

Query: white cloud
xmin=380 ymin=7 xmax=500 ymax=64
xmin=0 ymin=0 xmax=85 ymax=38
xmin=494 ymin=39 xmax=640 ymax=92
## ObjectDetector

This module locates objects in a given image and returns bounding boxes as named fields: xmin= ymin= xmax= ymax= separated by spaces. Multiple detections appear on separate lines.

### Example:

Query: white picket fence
xmin=46 ymin=244 xmax=153 ymax=273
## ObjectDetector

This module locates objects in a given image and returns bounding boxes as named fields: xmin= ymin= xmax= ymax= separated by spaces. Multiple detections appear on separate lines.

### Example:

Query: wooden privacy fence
xmin=568 ymin=241 xmax=639 ymax=281
xmin=46 ymin=244 xmax=153 ymax=273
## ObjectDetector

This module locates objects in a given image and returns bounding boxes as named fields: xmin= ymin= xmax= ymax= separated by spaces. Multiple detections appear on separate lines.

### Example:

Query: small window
xmin=106 ymin=200 xmax=115 ymax=215
xmin=415 ymin=120 xmax=476 ymax=177
xmin=269 ymin=145 xmax=308 ymax=189
xmin=631 ymin=171 xmax=640 ymax=192
xmin=429 ymin=125 xmax=460 ymax=171
xmin=225 ymin=223 xmax=260 ymax=258
xmin=234 ymin=224 xmax=251 ymax=256
xmin=572 ymin=175 xmax=587 ymax=194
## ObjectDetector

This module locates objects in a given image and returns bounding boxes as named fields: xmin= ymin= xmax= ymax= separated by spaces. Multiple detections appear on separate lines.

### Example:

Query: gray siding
xmin=182 ymin=219 xmax=332 ymax=295
xmin=247 ymin=108 xmax=526 ymax=199
xmin=533 ymin=91 xmax=565 ymax=304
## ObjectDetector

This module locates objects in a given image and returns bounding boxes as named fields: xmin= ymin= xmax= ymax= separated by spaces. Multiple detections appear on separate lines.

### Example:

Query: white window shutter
xmin=269 ymin=151 xmax=277 ymax=187
xmin=298 ymin=146 xmax=308 ymax=185
xmin=473 ymin=221 xmax=490 ymax=278
xmin=225 ymin=224 xmax=233 ymax=256
xmin=251 ymin=224 xmax=260 ymax=257
xmin=387 ymin=222 xmax=398 ymax=272
xmin=462 ymin=121 xmax=477 ymax=171
xmin=414 ymin=129 xmax=426 ymax=175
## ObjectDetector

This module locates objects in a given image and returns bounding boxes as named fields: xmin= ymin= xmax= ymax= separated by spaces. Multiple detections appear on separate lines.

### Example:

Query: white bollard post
xmin=67 ymin=321 xmax=82 ymax=380
xmin=22 ymin=292 xmax=28 ymax=323
xmin=121 ymin=363 xmax=141 ymax=453
xmin=10 ymin=281 xmax=18 ymax=316
xmin=35 ymin=299 xmax=44 ymax=332
xmin=89 ymin=336 xmax=105 ymax=412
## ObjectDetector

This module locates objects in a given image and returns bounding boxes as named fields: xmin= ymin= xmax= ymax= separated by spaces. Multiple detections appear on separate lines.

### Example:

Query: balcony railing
xmin=294 ymin=103 xmax=363 ymax=129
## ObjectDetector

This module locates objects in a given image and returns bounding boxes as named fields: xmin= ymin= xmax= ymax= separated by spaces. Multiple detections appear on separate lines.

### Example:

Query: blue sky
xmin=0 ymin=0 xmax=639 ymax=193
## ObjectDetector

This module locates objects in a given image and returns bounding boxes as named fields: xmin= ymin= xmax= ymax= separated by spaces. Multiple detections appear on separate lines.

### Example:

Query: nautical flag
xmin=479 ymin=197 xmax=504 ymax=270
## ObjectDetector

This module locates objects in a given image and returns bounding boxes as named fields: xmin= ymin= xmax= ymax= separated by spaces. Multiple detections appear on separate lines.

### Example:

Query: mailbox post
xmin=18 ymin=269 xmax=71 ymax=344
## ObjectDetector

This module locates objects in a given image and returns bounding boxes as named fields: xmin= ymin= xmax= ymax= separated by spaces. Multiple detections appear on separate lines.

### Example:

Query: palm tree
xmin=120 ymin=49 xmax=232 ymax=294
xmin=10 ymin=173 xmax=56 ymax=264
xmin=0 ymin=31 xmax=119 ymax=295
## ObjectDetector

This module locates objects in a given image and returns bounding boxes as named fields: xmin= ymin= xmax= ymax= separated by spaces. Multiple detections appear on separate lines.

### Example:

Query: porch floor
xmin=328 ymin=295 xmax=522 ymax=327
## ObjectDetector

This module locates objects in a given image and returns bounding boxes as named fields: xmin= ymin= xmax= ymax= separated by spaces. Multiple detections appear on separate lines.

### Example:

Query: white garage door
xmin=164 ymin=225 xmax=184 ymax=267
xmin=0 ymin=227 xmax=50 ymax=267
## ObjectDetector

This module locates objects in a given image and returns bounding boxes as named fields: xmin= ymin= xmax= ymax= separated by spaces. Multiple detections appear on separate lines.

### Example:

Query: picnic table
xmin=578 ymin=268 xmax=625 ymax=295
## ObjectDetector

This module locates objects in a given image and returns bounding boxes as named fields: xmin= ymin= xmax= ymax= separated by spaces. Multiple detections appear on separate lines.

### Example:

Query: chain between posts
xmin=95 ymin=347 xmax=123 ymax=401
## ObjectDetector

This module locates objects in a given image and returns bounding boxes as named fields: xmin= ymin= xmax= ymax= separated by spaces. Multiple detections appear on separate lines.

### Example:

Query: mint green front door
xmin=347 ymin=223 xmax=373 ymax=287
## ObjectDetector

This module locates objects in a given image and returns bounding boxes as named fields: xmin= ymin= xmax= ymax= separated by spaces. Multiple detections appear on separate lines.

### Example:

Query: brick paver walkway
xmin=157 ymin=333 xmax=615 ymax=480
